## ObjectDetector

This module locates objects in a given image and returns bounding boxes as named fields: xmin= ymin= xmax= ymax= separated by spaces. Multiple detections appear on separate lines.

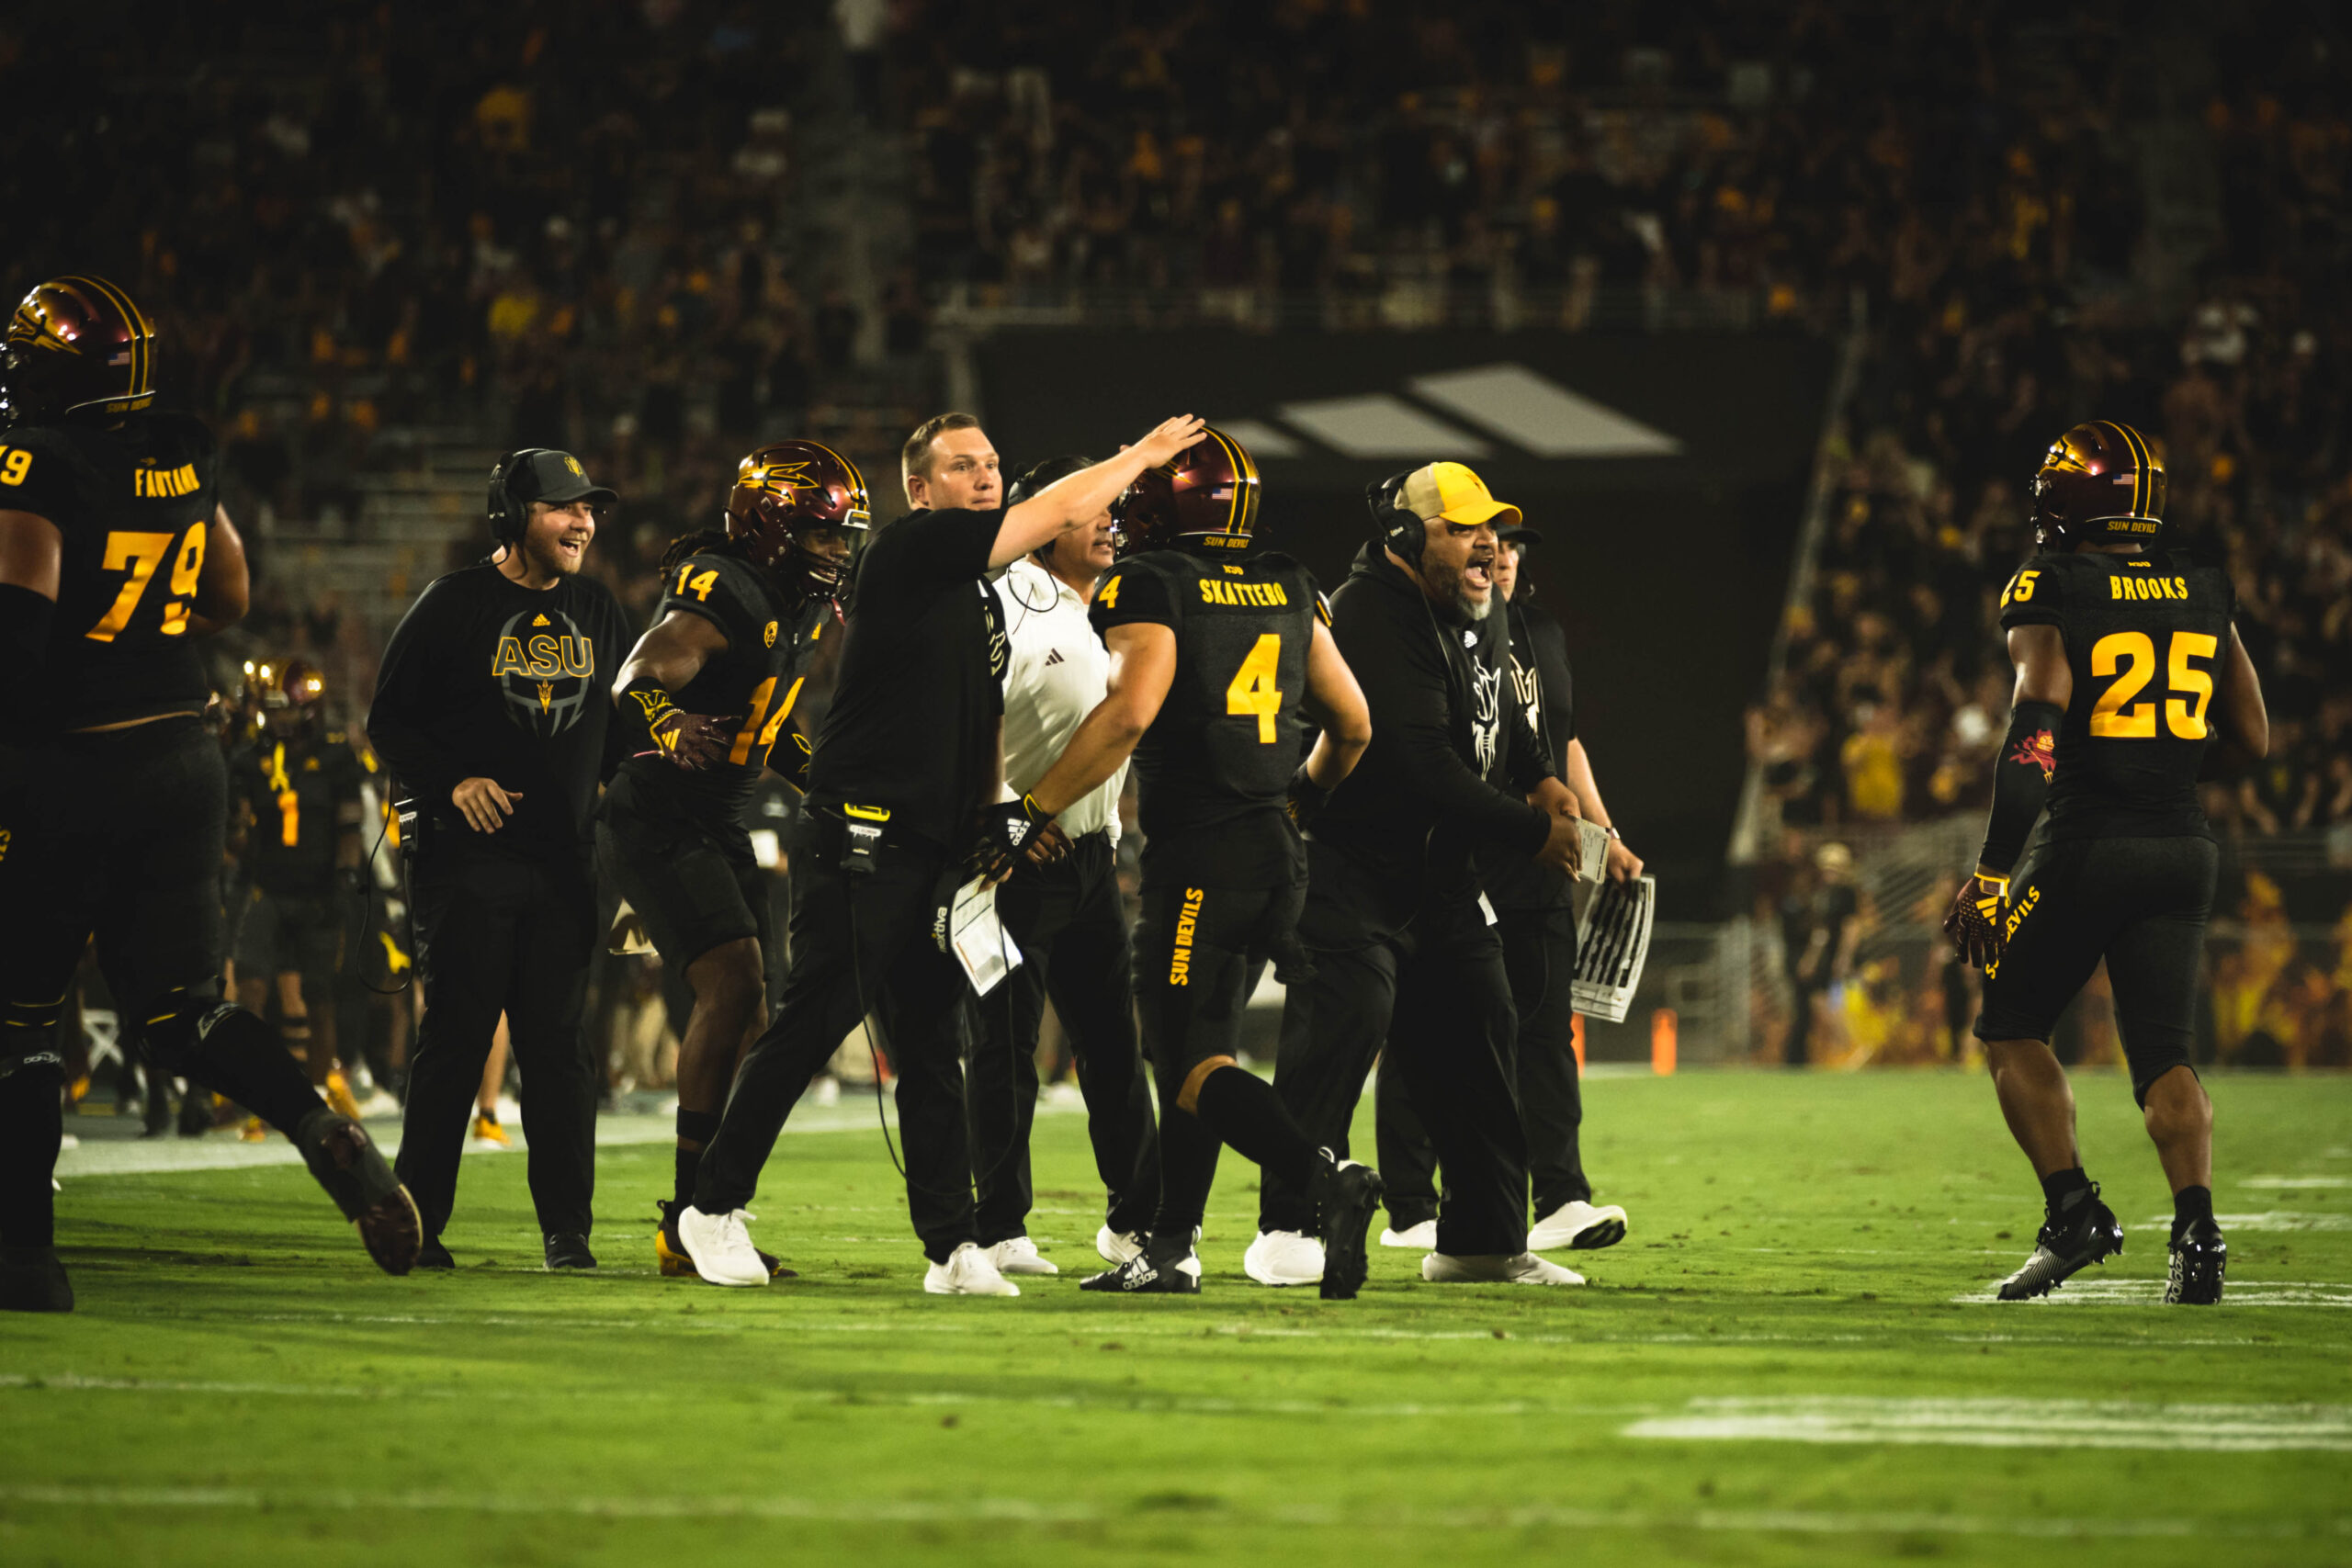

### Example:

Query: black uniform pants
xmin=1378 ymin=902 xmax=1589 ymax=1226
xmin=695 ymin=813 xmax=978 ymax=1263
xmin=969 ymin=830 xmax=1159 ymax=1244
xmin=395 ymin=841 xmax=599 ymax=1238
xmin=1262 ymin=889 xmax=1529 ymax=1257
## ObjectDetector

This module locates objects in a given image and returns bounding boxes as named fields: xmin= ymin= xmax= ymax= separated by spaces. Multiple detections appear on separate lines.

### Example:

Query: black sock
xmin=2171 ymin=1184 xmax=2213 ymax=1242
xmin=2040 ymin=1166 xmax=2094 ymax=1211
xmin=1149 ymin=1103 xmax=1220 ymax=1239
xmin=166 ymin=1004 xmax=326 ymax=1134
xmin=675 ymin=1109 xmax=720 ymax=1211
xmin=1193 ymin=1066 xmax=1320 ymax=1195
xmin=0 ymin=1064 xmax=64 ymax=1251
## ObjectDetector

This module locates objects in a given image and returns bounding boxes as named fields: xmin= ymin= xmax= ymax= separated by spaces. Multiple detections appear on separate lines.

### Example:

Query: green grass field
xmin=6 ymin=1071 xmax=2348 ymax=1566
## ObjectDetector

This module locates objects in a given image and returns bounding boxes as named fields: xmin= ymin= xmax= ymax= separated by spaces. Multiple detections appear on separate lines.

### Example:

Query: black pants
xmin=1976 ymin=834 xmax=2217 ymax=1104
xmin=695 ymin=813 xmax=978 ymax=1263
xmin=1 ymin=719 xmax=323 ymax=1247
xmin=1263 ymin=885 xmax=1529 ymax=1257
xmin=395 ymin=841 xmax=599 ymax=1238
xmin=969 ymin=830 xmax=1158 ymax=1244
xmin=1379 ymin=902 xmax=1589 ymax=1225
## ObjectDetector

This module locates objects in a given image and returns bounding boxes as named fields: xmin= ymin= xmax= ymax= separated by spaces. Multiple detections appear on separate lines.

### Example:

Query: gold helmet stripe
xmin=2099 ymin=419 xmax=2151 ymax=518
xmin=802 ymin=439 xmax=869 ymax=513
xmin=62 ymin=274 xmax=153 ymax=400
xmin=1204 ymin=426 xmax=1259 ymax=536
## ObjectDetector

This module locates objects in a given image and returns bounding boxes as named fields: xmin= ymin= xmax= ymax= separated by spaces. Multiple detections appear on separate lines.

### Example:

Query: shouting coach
xmin=368 ymin=449 xmax=631 ymax=1271
xmin=1254 ymin=462 xmax=1587 ymax=1289
xmin=674 ymin=412 xmax=1206 ymax=1297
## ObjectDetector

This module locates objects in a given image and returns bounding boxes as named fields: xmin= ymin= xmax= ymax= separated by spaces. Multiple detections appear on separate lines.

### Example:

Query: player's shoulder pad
xmin=1997 ymin=554 xmax=2070 ymax=619
xmin=1090 ymin=551 xmax=1180 ymax=622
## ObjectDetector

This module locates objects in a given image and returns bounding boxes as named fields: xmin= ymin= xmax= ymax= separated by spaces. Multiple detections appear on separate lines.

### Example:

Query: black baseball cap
xmin=1498 ymin=523 xmax=1544 ymax=547
xmin=506 ymin=448 xmax=617 ymax=508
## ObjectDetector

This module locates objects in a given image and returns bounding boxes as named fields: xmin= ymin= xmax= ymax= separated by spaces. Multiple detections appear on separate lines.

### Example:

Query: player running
xmin=0 ymin=276 xmax=420 ymax=1311
xmin=1944 ymin=421 xmax=2267 ymax=1306
xmin=596 ymin=441 xmax=866 ymax=1280
xmin=230 ymin=659 xmax=369 ymax=1132
xmin=978 ymin=427 xmax=1384 ymax=1299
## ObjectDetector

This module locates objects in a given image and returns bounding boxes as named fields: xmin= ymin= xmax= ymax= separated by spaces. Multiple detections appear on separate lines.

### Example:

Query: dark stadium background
xmin=8 ymin=0 xmax=2347 ymax=1071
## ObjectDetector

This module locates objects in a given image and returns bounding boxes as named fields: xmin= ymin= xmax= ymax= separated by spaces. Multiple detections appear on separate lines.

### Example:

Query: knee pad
xmin=1 ymin=996 xmax=67 ymax=1081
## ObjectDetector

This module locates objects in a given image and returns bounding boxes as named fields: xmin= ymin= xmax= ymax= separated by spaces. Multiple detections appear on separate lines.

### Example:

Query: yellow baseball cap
xmin=1400 ymin=461 xmax=1521 ymax=530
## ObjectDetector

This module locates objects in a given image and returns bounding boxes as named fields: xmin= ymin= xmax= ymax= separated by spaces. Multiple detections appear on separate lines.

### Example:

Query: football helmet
xmin=726 ymin=440 xmax=872 ymax=594
xmin=1112 ymin=425 xmax=1260 ymax=557
xmin=254 ymin=658 xmax=327 ymax=736
xmin=2030 ymin=421 xmax=2166 ymax=549
xmin=2 ymin=275 xmax=156 ymax=424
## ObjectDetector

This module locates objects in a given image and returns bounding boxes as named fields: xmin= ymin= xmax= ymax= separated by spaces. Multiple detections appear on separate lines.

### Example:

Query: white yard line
xmin=1626 ymin=1396 xmax=2352 ymax=1453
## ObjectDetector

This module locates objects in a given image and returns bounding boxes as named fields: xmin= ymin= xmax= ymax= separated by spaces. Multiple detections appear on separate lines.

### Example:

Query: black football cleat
xmin=1080 ymin=1235 xmax=1202 ymax=1294
xmin=1310 ymin=1150 xmax=1385 ymax=1302
xmin=2165 ymin=1217 xmax=2226 ymax=1305
xmin=416 ymin=1236 xmax=456 ymax=1270
xmin=292 ymin=1108 xmax=423 ymax=1276
xmin=543 ymin=1233 xmax=598 ymax=1271
xmin=1996 ymin=1184 xmax=2124 ymax=1301
xmin=0 ymin=1247 xmax=74 ymax=1313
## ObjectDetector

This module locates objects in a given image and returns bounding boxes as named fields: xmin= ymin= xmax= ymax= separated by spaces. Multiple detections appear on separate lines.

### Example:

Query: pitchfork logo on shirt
xmin=489 ymin=607 xmax=596 ymax=738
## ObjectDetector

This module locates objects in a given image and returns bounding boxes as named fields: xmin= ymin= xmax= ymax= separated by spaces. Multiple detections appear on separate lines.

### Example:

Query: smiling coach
xmin=367 ymin=449 xmax=633 ymax=1271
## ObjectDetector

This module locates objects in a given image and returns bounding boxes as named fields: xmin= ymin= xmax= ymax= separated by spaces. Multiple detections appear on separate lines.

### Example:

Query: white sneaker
xmin=1380 ymin=1220 xmax=1437 ymax=1249
xmin=1422 ymin=1250 xmax=1586 ymax=1286
xmin=984 ymin=1236 xmax=1058 ymax=1276
xmin=1097 ymin=1225 xmax=1145 ymax=1265
xmin=924 ymin=1241 xmax=1021 ymax=1296
xmin=1243 ymin=1229 xmax=1324 ymax=1286
xmin=1526 ymin=1199 xmax=1628 ymax=1252
xmin=677 ymin=1205 xmax=769 ymax=1287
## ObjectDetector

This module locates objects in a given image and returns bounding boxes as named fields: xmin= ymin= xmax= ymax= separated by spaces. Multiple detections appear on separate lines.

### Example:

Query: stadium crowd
xmin=10 ymin=1 xmax=2349 ymax=1097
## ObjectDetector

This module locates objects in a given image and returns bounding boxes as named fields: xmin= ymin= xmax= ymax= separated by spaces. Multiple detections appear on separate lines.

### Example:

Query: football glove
xmin=1943 ymin=872 xmax=2008 ymax=970
xmin=969 ymin=794 xmax=1055 ymax=885
xmin=1284 ymin=763 xmax=1331 ymax=830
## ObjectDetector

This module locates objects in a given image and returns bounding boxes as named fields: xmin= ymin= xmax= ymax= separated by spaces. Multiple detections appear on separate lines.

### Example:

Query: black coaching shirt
xmin=805 ymin=507 xmax=1008 ymax=851
xmin=1481 ymin=593 xmax=1578 ymax=911
xmin=1997 ymin=547 xmax=2234 ymax=843
xmin=368 ymin=561 xmax=632 ymax=855
xmin=606 ymin=549 xmax=833 ymax=852
xmin=4 ymin=412 xmax=220 ymax=736
xmin=1091 ymin=543 xmax=1320 ymax=886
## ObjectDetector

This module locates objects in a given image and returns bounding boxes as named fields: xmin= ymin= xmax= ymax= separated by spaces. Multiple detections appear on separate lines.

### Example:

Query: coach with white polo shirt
xmin=966 ymin=456 xmax=1162 ymax=1279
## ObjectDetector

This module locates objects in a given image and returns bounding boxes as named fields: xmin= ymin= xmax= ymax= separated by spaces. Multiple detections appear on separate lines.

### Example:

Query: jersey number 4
xmin=1227 ymin=633 xmax=1283 ymax=743
xmin=87 ymin=524 xmax=208 ymax=642
xmin=2089 ymin=630 xmax=2217 ymax=739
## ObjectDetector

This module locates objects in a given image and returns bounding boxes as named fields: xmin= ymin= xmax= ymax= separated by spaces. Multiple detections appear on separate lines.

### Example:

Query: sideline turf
xmin=5 ymin=1072 xmax=2347 ymax=1566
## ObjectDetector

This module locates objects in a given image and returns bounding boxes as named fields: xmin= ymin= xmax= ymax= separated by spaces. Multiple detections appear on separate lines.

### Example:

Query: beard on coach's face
xmin=522 ymin=501 xmax=596 ymax=578
xmin=1417 ymin=527 xmax=1497 ymax=626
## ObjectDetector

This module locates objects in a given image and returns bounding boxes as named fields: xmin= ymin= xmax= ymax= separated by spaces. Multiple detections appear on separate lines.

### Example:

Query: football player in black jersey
xmin=1943 ymin=422 xmax=2267 ymax=1306
xmin=0 ymin=276 xmax=420 ymax=1310
xmin=978 ymin=428 xmax=1385 ymax=1298
xmin=231 ymin=659 xmax=369 ymax=1132
xmin=598 ymin=440 xmax=866 ymax=1280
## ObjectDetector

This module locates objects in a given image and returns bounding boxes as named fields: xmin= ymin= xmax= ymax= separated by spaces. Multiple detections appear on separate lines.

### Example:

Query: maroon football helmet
xmin=2030 ymin=421 xmax=2166 ymax=549
xmin=3 ymin=275 xmax=157 ymax=424
xmin=725 ymin=440 xmax=872 ymax=594
xmin=1112 ymin=425 xmax=1261 ymax=558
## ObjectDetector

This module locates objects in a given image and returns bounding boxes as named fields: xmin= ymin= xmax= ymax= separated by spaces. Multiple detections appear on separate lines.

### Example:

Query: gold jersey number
xmin=87 ymin=522 xmax=208 ymax=641
xmin=2088 ymin=630 xmax=2217 ymax=740
xmin=1227 ymin=633 xmax=1283 ymax=743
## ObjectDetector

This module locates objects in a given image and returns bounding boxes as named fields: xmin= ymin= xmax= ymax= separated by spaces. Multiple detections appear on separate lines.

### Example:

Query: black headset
xmin=486 ymin=448 xmax=548 ymax=545
xmin=1367 ymin=469 xmax=1423 ymax=565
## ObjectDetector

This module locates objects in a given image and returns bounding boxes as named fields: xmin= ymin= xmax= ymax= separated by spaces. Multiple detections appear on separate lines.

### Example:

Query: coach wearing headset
xmin=1252 ymin=462 xmax=1587 ymax=1290
xmin=368 ymin=450 xmax=633 ymax=1271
